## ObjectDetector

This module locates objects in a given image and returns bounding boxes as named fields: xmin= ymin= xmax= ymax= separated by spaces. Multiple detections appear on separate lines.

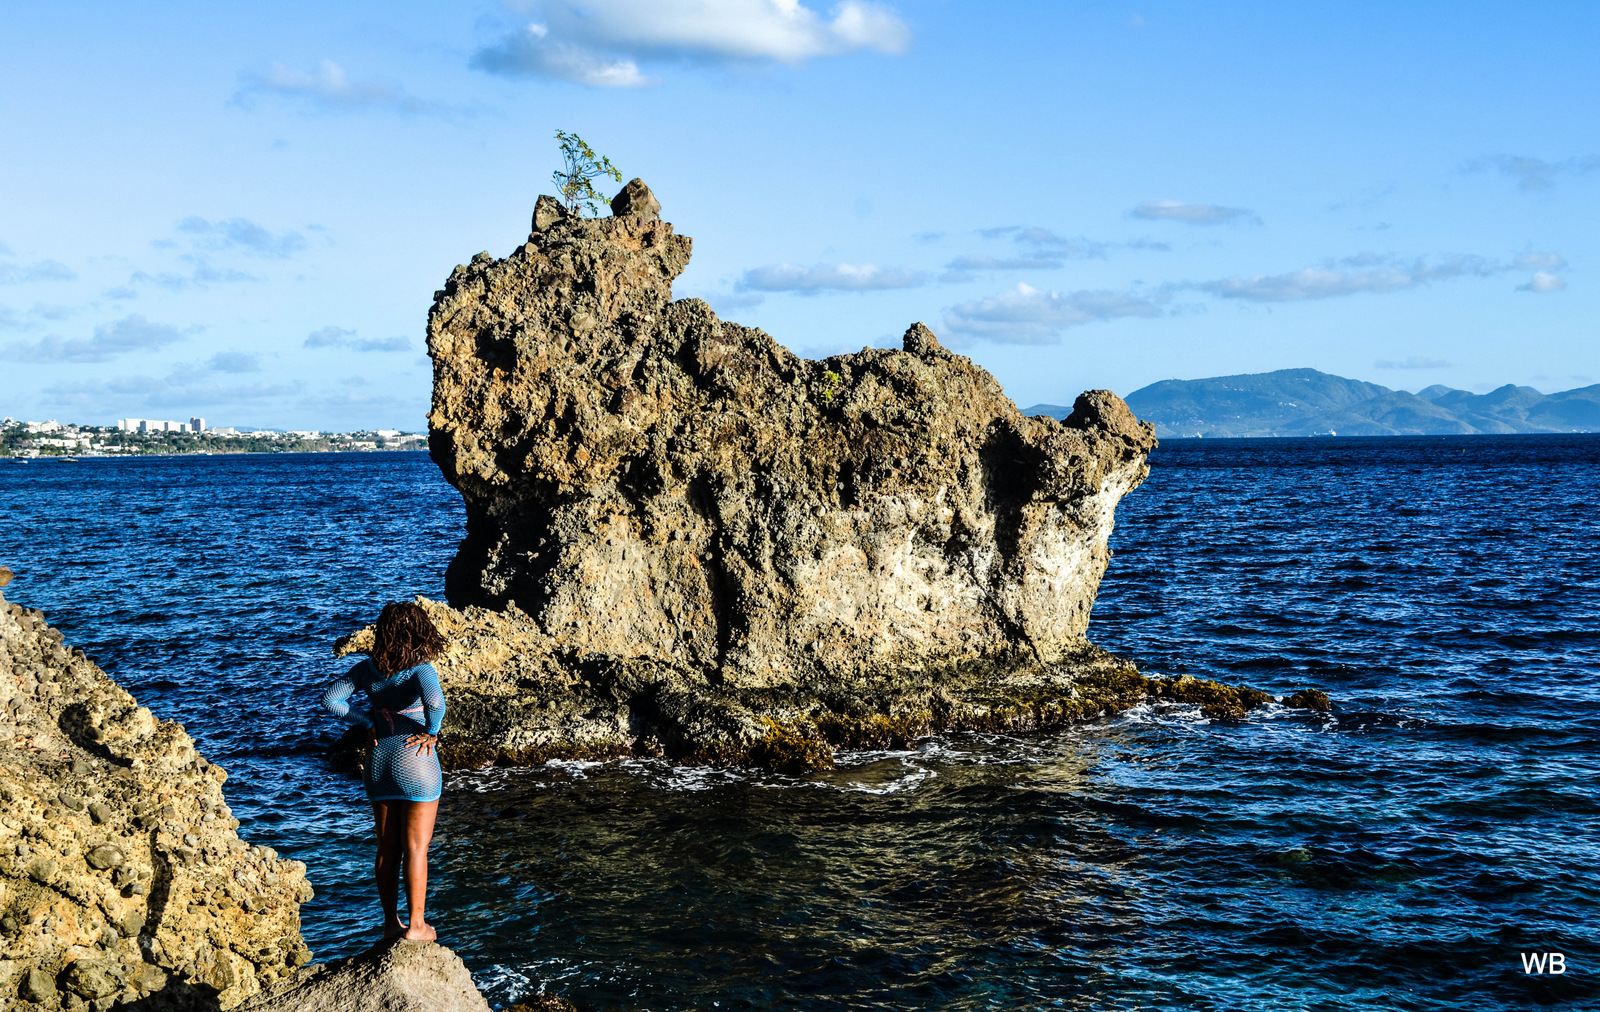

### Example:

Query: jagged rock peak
xmin=901 ymin=321 xmax=948 ymax=358
xmin=531 ymin=194 xmax=565 ymax=233
xmin=610 ymin=177 xmax=660 ymax=220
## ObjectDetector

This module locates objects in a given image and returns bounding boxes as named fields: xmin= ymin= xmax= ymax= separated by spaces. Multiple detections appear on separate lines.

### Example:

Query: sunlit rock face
xmin=0 ymin=570 xmax=313 ymax=1011
xmin=425 ymin=182 xmax=1157 ymax=692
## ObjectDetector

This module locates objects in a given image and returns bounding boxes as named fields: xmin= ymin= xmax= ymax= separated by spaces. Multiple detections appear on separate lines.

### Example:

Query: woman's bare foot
xmin=382 ymin=918 xmax=406 ymax=939
xmin=402 ymin=922 xmax=436 ymax=941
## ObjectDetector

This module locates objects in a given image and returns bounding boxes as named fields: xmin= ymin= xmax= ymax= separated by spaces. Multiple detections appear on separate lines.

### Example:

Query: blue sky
xmin=2 ymin=1 xmax=1597 ymax=430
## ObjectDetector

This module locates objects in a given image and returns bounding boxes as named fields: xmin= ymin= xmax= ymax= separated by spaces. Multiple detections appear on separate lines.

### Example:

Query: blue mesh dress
xmin=321 ymin=659 xmax=447 ymax=802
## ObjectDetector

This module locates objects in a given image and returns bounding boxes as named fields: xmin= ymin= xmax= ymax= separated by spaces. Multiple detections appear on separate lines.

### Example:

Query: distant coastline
xmin=1 ymin=419 xmax=427 ymax=458
xmin=1025 ymin=368 xmax=1600 ymax=438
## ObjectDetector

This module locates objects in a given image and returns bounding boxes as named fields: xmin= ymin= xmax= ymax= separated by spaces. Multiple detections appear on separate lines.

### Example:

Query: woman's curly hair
xmin=371 ymin=601 xmax=446 ymax=676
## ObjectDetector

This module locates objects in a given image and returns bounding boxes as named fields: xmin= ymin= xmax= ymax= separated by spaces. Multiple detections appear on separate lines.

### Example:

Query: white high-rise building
xmin=190 ymin=417 xmax=206 ymax=432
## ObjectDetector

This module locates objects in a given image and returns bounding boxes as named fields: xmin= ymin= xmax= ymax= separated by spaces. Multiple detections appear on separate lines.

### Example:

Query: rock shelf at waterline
xmin=0 ymin=567 xmax=315 ymax=1011
xmin=334 ymin=181 xmax=1332 ymax=773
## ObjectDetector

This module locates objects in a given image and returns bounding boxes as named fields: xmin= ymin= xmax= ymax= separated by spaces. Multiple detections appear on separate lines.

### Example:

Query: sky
xmin=2 ymin=1 xmax=1597 ymax=430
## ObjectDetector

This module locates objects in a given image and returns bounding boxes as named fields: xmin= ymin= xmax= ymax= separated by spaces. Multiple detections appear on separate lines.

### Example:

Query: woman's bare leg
xmin=401 ymin=799 xmax=439 ymax=940
xmin=371 ymin=802 xmax=405 ymax=937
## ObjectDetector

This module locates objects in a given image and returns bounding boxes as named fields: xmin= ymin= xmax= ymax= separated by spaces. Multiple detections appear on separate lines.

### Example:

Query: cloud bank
xmin=1465 ymin=153 xmax=1600 ymax=191
xmin=1199 ymin=255 xmax=1501 ymax=302
xmin=304 ymin=326 xmax=412 ymax=352
xmin=1131 ymin=200 xmax=1256 ymax=225
xmin=738 ymin=262 xmax=926 ymax=294
xmin=472 ymin=0 xmax=910 ymax=87
xmin=942 ymin=283 xmax=1161 ymax=344
xmin=236 ymin=61 xmax=445 ymax=114
xmin=4 ymin=314 xmax=186 ymax=363
xmin=178 ymin=217 xmax=307 ymax=258
xmin=0 ymin=258 xmax=76 ymax=284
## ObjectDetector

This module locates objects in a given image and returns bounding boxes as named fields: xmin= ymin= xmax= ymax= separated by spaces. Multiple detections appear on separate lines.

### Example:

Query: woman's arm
xmin=417 ymin=663 xmax=446 ymax=735
xmin=320 ymin=661 xmax=372 ymax=727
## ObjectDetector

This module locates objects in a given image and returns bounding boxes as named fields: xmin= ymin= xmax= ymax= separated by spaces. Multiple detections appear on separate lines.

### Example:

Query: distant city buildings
xmin=4 ymin=417 xmax=425 ymax=458
xmin=116 ymin=417 xmax=207 ymax=433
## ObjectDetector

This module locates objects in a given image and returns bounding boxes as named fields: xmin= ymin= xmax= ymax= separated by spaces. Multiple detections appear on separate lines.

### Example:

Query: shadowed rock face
xmin=0 ymin=571 xmax=313 ymax=1011
xmin=426 ymin=185 xmax=1157 ymax=691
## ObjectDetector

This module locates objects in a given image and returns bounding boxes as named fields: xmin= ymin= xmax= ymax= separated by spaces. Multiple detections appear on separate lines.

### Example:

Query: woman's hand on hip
xmin=407 ymin=733 xmax=438 ymax=757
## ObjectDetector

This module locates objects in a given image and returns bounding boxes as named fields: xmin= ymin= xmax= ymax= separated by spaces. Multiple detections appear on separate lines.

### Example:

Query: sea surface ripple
xmin=1 ymin=435 xmax=1596 ymax=1010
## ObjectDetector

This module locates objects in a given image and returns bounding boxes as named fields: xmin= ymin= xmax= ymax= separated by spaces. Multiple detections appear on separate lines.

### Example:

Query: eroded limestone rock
xmin=0 ymin=574 xmax=313 ymax=1010
xmin=427 ymin=182 xmax=1156 ymax=689
xmin=329 ymin=185 xmax=1330 ymax=771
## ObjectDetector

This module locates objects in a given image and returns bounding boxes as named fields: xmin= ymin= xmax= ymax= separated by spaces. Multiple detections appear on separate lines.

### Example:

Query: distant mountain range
xmin=1024 ymin=368 xmax=1600 ymax=437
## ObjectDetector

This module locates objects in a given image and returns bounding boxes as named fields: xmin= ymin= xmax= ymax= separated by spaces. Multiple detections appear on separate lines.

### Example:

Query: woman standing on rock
xmin=320 ymin=601 xmax=448 ymax=941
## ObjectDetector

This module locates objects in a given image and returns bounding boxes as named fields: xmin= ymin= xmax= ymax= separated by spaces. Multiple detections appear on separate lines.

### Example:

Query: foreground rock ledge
xmin=236 ymin=939 xmax=490 ymax=1012
xmin=337 ymin=182 xmax=1331 ymax=772
xmin=0 ymin=569 xmax=313 ymax=1011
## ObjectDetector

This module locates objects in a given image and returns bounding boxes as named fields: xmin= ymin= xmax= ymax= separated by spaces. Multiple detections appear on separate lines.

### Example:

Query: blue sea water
xmin=1 ymin=436 xmax=1596 ymax=1011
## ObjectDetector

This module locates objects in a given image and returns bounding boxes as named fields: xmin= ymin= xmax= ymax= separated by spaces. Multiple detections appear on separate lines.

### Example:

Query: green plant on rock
xmin=551 ymin=130 xmax=623 ymax=216
xmin=820 ymin=370 xmax=843 ymax=405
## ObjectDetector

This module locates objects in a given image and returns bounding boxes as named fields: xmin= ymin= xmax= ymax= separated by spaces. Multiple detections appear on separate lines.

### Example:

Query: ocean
xmin=2 ymin=435 xmax=1595 ymax=1010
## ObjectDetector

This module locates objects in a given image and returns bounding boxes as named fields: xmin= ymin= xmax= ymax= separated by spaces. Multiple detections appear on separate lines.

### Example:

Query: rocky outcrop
xmin=0 ymin=569 xmax=313 ymax=1010
xmin=352 ymin=184 xmax=1326 ymax=772
xmin=429 ymin=184 xmax=1154 ymax=684
xmin=235 ymin=939 xmax=488 ymax=1012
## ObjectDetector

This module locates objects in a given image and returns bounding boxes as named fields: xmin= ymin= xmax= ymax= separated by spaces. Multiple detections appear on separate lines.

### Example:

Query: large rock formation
xmin=429 ymin=182 xmax=1154 ymax=686
xmin=334 ymin=182 xmax=1326 ymax=771
xmin=0 ymin=568 xmax=314 ymax=1010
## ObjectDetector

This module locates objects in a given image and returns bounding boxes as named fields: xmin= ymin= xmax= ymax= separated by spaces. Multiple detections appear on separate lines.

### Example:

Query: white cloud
xmin=236 ymin=60 xmax=446 ymax=114
xmin=1131 ymin=200 xmax=1256 ymax=225
xmin=3 ymin=314 xmax=186 ymax=363
xmin=941 ymin=282 xmax=1162 ymax=344
xmin=472 ymin=25 xmax=651 ymax=87
xmin=0 ymin=258 xmax=76 ymax=284
xmin=1464 ymin=153 xmax=1600 ymax=191
xmin=1199 ymin=255 xmax=1498 ymax=302
xmin=304 ymin=326 xmax=411 ymax=352
xmin=472 ymin=0 xmax=910 ymax=87
xmin=1374 ymin=357 xmax=1452 ymax=370
xmin=178 ymin=217 xmax=307 ymax=258
xmin=1519 ymin=271 xmax=1566 ymax=293
xmin=738 ymin=262 xmax=926 ymax=293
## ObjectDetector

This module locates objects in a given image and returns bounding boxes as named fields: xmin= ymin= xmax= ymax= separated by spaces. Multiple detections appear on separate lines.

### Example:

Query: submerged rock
xmin=338 ymin=184 xmax=1328 ymax=772
xmin=0 ymin=571 xmax=313 ymax=1010
xmin=236 ymin=938 xmax=489 ymax=1012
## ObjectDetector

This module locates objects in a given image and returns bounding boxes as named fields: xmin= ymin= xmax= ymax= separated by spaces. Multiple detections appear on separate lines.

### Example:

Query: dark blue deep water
xmin=1 ymin=436 xmax=1596 ymax=1011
